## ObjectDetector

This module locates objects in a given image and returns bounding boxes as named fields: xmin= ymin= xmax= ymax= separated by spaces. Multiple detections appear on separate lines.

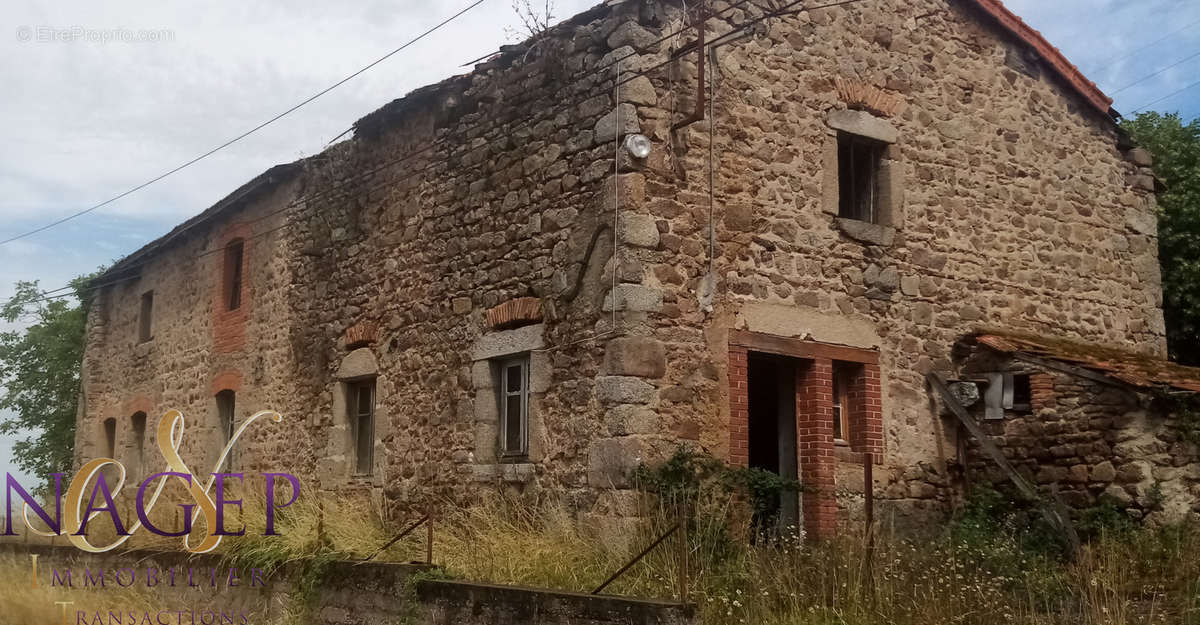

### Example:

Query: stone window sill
xmin=835 ymin=218 xmax=895 ymax=247
xmin=471 ymin=462 xmax=536 ymax=484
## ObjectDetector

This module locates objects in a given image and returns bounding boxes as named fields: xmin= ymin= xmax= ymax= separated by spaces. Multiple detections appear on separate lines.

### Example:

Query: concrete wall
xmin=5 ymin=545 xmax=692 ymax=625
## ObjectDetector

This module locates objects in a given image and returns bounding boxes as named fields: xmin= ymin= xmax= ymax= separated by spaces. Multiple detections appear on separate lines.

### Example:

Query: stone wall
xmin=3 ymin=545 xmax=692 ymax=625
xmin=76 ymin=0 xmax=1168 ymax=534
xmin=77 ymin=167 xmax=314 ymax=490
xmin=958 ymin=351 xmax=1200 ymax=525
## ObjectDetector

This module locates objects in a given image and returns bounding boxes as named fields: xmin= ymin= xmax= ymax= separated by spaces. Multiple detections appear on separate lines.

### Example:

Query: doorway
xmin=747 ymin=353 xmax=800 ymax=533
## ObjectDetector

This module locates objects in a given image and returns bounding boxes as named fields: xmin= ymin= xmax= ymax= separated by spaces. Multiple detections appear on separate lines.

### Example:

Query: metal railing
xmin=592 ymin=502 xmax=690 ymax=601
xmin=362 ymin=508 xmax=435 ymax=564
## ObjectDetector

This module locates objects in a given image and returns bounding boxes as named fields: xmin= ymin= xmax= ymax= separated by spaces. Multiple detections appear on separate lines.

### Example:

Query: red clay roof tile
xmin=970 ymin=330 xmax=1200 ymax=393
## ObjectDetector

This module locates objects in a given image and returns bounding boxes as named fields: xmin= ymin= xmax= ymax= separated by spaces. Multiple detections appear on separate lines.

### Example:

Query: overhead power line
xmin=0 ymin=0 xmax=488 ymax=248
xmin=1131 ymin=77 xmax=1200 ymax=114
xmin=19 ymin=0 xmax=867 ymax=305
xmin=1110 ymin=49 xmax=1200 ymax=95
xmin=1094 ymin=15 xmax=1200 ymax=67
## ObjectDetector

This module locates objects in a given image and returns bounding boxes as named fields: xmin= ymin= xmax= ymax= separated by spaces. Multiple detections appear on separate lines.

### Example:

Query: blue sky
xmin=0 ymin=0 xmax=1197 ymax=485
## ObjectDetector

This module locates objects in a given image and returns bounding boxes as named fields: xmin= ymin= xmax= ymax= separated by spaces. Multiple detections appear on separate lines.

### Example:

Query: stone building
xmin=74 ymin=0 xmax=1191 ymax=539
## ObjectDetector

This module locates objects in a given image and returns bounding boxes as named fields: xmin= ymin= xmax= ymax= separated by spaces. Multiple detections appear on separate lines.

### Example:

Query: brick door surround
xmin=728 ymin=330 xmax=881 ymax=539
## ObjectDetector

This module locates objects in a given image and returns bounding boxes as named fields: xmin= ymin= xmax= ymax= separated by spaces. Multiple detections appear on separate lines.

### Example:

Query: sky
xmin=0 ymin=0 xmax=1197 ymax=486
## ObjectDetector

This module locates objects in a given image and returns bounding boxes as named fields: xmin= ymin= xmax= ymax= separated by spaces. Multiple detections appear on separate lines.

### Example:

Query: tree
xmin=0 ymin=275 xmax=95 ymax=477
xmin=1122 ymin=112 xmax=1200 ymax=365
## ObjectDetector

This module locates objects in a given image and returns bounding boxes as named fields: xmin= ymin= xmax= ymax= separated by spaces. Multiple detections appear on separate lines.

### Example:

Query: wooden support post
xmin=863 ymin=452 xmax=875 ymax=603
xmin=426 ymin=507 xmax=434 ymax=565
xmin=677 ymin=502 xmax=689 ymax=602
xmin=926 ymin=372 xmax=1080 ymax=557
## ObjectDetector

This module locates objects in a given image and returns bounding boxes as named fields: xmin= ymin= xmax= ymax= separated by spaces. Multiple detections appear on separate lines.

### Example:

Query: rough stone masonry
xmin=76 ymin=0 xmax=1189 ymax=540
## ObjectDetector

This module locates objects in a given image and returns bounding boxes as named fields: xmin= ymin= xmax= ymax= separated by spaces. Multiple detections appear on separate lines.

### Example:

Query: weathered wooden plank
xmin=927 ymin=372 xmax=1039 ymax=501
xmin=926 ymin=372 xmax=1079 ymax=556
xmin=728 ymin=330 xmax=879 ymax=364
xmin=1010 ymin=352 xmax=1130 ymax=390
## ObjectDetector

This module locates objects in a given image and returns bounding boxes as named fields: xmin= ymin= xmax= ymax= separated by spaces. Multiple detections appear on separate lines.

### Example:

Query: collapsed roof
xmin=968 ymin=330 xmax=1200 ymax=393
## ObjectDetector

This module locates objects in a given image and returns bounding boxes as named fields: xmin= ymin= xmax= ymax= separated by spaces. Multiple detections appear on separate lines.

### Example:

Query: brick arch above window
xmin=123 ymin=394 xmax=153 ymax=419
xmin=211 ymin=370 xmax=243 ymax=394
xmin=212 ymin=223 xmax=253 ymax=353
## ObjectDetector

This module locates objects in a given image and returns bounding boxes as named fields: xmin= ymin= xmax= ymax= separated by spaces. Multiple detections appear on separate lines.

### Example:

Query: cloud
xmin=0 ymin=0 xmax=595 ymax=486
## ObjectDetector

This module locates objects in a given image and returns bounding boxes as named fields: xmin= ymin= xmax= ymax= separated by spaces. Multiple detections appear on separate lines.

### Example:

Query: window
xmin=138 ymin=291 xmax=154 ymax=342
xmin=498 ymin=356 xmax=529 ymax=457
xmin=103 ymin=418 xmax=117 ymax=458
xmin=216 ymin=390 xmax=236 ymax=469
xmin=1011 ymin=374 xmax=1032 ymax=412
xmin=832 ymin=365 xmax=851 ymax=443
xmin=225 ymin=239 xmax=244 ymax=311
xmin=131 ymin=412 xmax=147 ymax=476
xmin=348 ymin=381 xmax=375 ymax=475
xmin=982 ymin=372 xmax=1033 ymax=418
xmin=837 ymin=132 xmax=886 ymax=223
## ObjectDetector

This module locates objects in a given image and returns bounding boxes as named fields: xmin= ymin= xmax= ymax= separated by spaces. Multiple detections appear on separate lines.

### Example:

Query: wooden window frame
xmin=498 ymin=356 xmax=530 ymax=458
xmin=832 ymin=364 xmax=851 ymax=444
xmin=348 ymin=380 xmax=376 ymax=476
xmin=837 ymin=132 xmax=886 ymax=224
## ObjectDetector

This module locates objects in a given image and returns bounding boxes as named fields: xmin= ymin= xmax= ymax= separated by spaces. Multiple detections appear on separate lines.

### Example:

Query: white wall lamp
xmin=623 ymin=134 xmax=652 ymax=159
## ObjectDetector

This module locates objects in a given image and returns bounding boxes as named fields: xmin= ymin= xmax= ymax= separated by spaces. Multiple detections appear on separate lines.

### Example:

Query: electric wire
xmin=0 ymin=0 xmax=489 ymax=248
xmin=17 ymin=0 xmax=867 ymax=306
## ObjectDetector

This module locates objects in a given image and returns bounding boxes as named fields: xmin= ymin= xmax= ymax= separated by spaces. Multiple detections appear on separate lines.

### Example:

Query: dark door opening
xmin=747 ymin=353 xmax=800 ymax=534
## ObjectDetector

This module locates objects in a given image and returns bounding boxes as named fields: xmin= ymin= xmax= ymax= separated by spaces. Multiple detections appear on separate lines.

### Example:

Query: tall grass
xmin=4 ymin=474 xmax=1200 ymax=625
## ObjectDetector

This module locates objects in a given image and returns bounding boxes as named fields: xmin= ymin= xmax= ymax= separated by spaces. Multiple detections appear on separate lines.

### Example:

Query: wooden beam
xmin=729 ymin=330 xmax=879 ymax=364
xmin=1010 ymin=352 xmax=1132 ymax=390
xmin=926 ymin=372 xmax=1080 ymax=556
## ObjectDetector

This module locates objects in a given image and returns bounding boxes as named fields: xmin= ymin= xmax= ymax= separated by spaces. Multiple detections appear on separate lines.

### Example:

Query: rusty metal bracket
xmin=361 ymin=510 xmax=435 ymax=564
xmin=671 ymin=7 xmax=707 ymax=130
xmin=592 ymin=520 xmax=683 ymax=596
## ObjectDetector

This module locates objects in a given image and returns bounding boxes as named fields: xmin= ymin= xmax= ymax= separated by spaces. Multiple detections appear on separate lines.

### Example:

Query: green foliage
xmin=632 ymin=446 xmax=800 ymax=520
xmin=951 ymin=486 xmax=1072 ymax=560
xmin=1076 ymin=499 xmax=1135 ymax=541
xmin=1121 ymin=112 xmax=1200 ymax=364
xmin=0 ymin=274 xmax=99 ymax=478
xmin=1151 ymin=390 xmax=1200 ymax=447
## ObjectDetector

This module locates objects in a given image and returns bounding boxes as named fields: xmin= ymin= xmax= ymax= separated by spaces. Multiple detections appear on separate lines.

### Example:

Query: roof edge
xmin=965 ymin=0 xmax=1114 ymax=118
xmin=97 ymin=161 xmax=305 ymax=282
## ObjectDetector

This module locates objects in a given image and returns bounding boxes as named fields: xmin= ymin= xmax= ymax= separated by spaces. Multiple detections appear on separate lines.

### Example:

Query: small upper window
xmin=225 ymin=239 xmax=245 ymax=311
xmin=138 ymin=291 xmax=154 ymax=343
xmin=216 ymin=390 xmax=237 ymax=469
xmin=837 ymin=132 xmax=886 ymax=223
xmin=1011 ymin=374 xmax=1032 ymax=413
xmin=103 ymin=418 xmax=117 ymax=458
xmin=348 ymin=381 xmax=375 ymax=475
xmin=982 ymin=372 xmax=1033 ymax=419
xmin=498 ymin=356 xmax=529 ymax=457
